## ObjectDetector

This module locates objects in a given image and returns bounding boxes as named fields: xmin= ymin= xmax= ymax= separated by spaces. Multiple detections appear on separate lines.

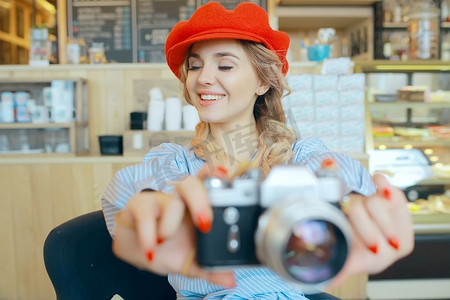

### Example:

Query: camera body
xmin=196 ymin=165 xmax=352 ymax=288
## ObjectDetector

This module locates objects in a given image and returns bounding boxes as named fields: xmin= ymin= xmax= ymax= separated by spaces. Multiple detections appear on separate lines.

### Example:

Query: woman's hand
xmin=112 ymin=166 xmax=236 ymax=288
xmin=329 ymin=173 xmax=415 ymax=287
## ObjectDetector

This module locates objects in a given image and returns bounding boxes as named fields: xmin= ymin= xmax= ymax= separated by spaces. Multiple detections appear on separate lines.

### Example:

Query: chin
xmin=198 ymin=114 xmax=223 ymax=124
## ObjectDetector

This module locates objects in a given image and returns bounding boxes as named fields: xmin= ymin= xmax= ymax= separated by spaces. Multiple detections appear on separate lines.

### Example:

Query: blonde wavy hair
xmin=178 ymin=40 xmax=298 ymax=176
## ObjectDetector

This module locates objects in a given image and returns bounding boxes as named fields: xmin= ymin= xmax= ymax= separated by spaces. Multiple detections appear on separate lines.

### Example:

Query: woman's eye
xmin=188 ymin=65 xmax=201 ymax=71
xmin=219 ymin=66 xmax=233 ymax=71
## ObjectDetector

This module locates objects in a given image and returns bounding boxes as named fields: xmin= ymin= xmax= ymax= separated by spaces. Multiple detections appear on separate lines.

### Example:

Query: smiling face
xmin=185 ymin=39 xmax=263 ymax=129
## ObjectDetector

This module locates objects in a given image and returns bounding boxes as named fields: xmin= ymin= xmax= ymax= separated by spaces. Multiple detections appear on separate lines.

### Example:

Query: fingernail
xmin=212 ymin=165 xmax=228 ymax=178
xmin=321 ymin=158 xmax=336 ymax=168
xmin=197 ymin=212 xmax=212 ymax=233
xmin=157 ymin=237 xmax=164 ymax=245
xmin=382 ymin=188 xmax=391 ymax=201
xmin=146 ymin=250 xmax=154 ymax=262
xmin=388 ymin=237 xmax=400 ymax=250
xmin=368 ymin=244 xmax=378 ymax=254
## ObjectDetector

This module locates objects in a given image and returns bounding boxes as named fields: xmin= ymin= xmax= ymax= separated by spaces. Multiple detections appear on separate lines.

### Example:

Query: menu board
xmin=67 ymin=0 xmax=267 ymax=63
xmin=136 ymin=0 xmax=195 ymax=63
xmin=68 ymin=0 xmax=133 ymax=63
xmin=198 ymin=0 xmax=266 ymax=10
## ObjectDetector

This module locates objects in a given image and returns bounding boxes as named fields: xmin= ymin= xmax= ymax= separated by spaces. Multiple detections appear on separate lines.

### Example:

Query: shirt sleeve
xmin=292 ymin=137 xmax=376 ymax=196
xmin=101 ymin=143 xmax=189 ymax=236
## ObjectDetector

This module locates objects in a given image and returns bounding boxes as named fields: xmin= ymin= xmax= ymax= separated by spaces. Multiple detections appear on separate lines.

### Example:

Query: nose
xmin=197 ymin=64 xmax=216 ymax=85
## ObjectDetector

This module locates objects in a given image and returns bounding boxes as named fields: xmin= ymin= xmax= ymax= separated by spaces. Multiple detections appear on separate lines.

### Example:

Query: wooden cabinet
xmin=0 ymin=78 xmax=88 ymax=156
xmin=0 ymin=156 xmax=140 ymax=300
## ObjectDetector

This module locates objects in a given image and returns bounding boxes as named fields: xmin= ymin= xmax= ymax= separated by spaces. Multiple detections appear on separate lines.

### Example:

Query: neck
xmin=209 ymin=121 xmax=259 ymax=165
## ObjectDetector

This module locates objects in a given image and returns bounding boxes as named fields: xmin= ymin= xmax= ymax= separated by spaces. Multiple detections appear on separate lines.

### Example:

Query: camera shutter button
xmin=223 ymin=207 xmax=240 ymax=225
xmin=223 ymin=207 xmax=240 ymax=253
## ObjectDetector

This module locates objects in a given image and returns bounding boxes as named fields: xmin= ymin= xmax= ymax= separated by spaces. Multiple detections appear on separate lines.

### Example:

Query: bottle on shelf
xmin=441 ymin=0 xmax=449 ymax=23
xmin=407 ymin=0 xmax=440 ymax=60
xmin=393 ymin=1 xmax=403 ymax=23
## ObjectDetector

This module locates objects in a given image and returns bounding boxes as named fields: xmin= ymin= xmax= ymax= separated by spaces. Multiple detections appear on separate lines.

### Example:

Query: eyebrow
xmin=188 ymin=52 xmax=240 ymax=60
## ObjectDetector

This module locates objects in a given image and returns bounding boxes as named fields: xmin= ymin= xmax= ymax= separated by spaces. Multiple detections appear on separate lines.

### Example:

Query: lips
xmin=200 ymin=94 xmax=223 ymax=101
xmin=198 ymin=93 xmax=225 ymax=107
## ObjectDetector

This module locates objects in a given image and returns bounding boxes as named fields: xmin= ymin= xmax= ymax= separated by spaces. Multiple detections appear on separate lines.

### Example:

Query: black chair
xmin=44 ymin=210 xmax=340 ymax=300
xmin=43 ymin=210 xmax=176 ymax=300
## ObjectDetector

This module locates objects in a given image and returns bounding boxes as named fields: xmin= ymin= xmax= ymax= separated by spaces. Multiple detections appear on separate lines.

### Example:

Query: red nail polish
xmin=216 ymin=166 xmax=228 ymax=176
xmin=321 ymin=158 xmax=336 ymax=168
xmin=368 ymin=244 xmax=378 ymax=254
xmin=388 ymin=237 xmax=399 ymax=250
xmin=382 ymin=188 xmax=391 ymax=201
xmin=157 ymin=237 xmax=164 ymax=245
xmin=211 ymin=165 xmax=228 ymax=178
xmin=197 ymin=213 xmax=212 ymax=233
xmin=146 ymin=250 xmax=154 ymax=262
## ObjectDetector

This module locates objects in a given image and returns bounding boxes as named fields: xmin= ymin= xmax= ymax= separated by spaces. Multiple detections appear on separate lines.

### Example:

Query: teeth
xmin=201 ymin=94 xmax=222 ymax=101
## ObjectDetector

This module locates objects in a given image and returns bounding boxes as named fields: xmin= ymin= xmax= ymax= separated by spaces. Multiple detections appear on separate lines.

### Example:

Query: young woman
xmin=102 ymin=2 xmax=414 ymax=299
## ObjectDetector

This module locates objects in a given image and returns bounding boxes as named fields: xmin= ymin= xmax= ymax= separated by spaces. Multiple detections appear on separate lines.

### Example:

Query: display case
xmin=357 ymin=60 xmax=450 ymax=300
xmin=356 ymin=61 xmax=449 ymax=154
xmin=355 ymin=60 xmax=449 ymax=196
xmin=0 ymin=78 xmax=88 ymax=156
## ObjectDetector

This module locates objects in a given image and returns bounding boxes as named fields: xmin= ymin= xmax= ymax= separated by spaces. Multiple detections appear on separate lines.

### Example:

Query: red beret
xmin=165 ymin=1 xmax=290 ymax=79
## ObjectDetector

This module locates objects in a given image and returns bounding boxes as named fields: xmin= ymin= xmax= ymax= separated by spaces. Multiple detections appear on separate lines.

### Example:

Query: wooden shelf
xmin=0 ymin=123 xmax=75 ymax=129
xmin=369 ymin=102 xmax=450 ymax=109
xmin=441 ymin=22 xmax=450 ymax=28
xmin=374 ymin=137 xmax=450 ymax=148
xmin=382 ymin=22 xmax=408 ymax=29
xmin=355 ymin=60 xmax=450 ymax=72
xmin=276 ymin=5 xmax=372 ymax=30
xmin=278 ymin=0 xmax=380 ymax=5
xmin=0 ymin=78 xmax=88 ymax=155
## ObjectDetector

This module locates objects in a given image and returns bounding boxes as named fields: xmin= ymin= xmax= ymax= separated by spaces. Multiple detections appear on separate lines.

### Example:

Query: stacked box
xmin=312 ymin=75 xmax=340 ymax=151
xmin=337 ymin=73 xmax=366 ymax=153
xmin=284 ymin=74 xmax=316 ymax=139
xmin=285 ymin=72 xmax=366 ymax=154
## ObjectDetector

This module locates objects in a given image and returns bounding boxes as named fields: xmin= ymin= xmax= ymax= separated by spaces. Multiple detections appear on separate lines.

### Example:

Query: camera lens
xmin=282 ymin=219 xmax=348 ymax=284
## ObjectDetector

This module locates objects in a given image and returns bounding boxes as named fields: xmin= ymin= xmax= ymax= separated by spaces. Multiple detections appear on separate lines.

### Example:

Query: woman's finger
xmin=113 ymin=220 xmax=149 ymax=269
xmin=345 ymin=193 xmax=385 ymax=255
xmin=158 ymin=193 xmax=186 ymax=240
xmin=126 ymin=192 xmax=163 ymax=255
xmin=175 ymin=176 xmax=213 ymax=233
xmin=364 ymin=193 xmax=400 ymax=251
xmin=372 ymin=173 xmax=414 ymax=255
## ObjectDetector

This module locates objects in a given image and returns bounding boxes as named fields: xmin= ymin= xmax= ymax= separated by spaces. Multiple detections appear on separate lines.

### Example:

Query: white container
xmin=165 ymin=97 xmax=182 ymax=131
xmin=1 ymin=92 xmax=15 ymax=123
xmin=15 ymin=91 xmax=31 ymax=122
xmin=147 ymin=88 xmax=165 ymax=131
xmin=42 ymin=87 xmax=53 ymax=107
xmin=32 ymin=105 xmax=50 ymax=123
xmin=182 ymin=105 xmax=200 ymax=130
xmin=51 ymin=105 xmax=74 ymax=123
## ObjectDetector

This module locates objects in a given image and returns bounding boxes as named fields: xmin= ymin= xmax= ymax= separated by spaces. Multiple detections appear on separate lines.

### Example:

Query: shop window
xmin=17 ymin=45 xmax=28 ymax=64
xmin=0 ymin=41 xmax=12 ymax=64
xmin=0 ymin=4 xmax=10 ymax=33
xmin=16 ymin=4 xmax=24 ymax=38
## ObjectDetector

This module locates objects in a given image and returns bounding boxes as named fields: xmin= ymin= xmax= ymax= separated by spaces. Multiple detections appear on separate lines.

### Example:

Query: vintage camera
xmin=196 ymin=165 xmax=352 ymax=289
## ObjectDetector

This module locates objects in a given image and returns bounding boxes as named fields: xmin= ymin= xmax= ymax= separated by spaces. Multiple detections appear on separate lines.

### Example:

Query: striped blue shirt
xmin=102 ymin=137 xmax=376 ymax=299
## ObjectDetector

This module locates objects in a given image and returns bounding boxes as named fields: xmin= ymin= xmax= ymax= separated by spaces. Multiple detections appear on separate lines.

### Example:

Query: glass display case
xmin=357 ymin=60 xmax=450 ymax=300
xmin=355 ymin=60 xmax=450 ymax=160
